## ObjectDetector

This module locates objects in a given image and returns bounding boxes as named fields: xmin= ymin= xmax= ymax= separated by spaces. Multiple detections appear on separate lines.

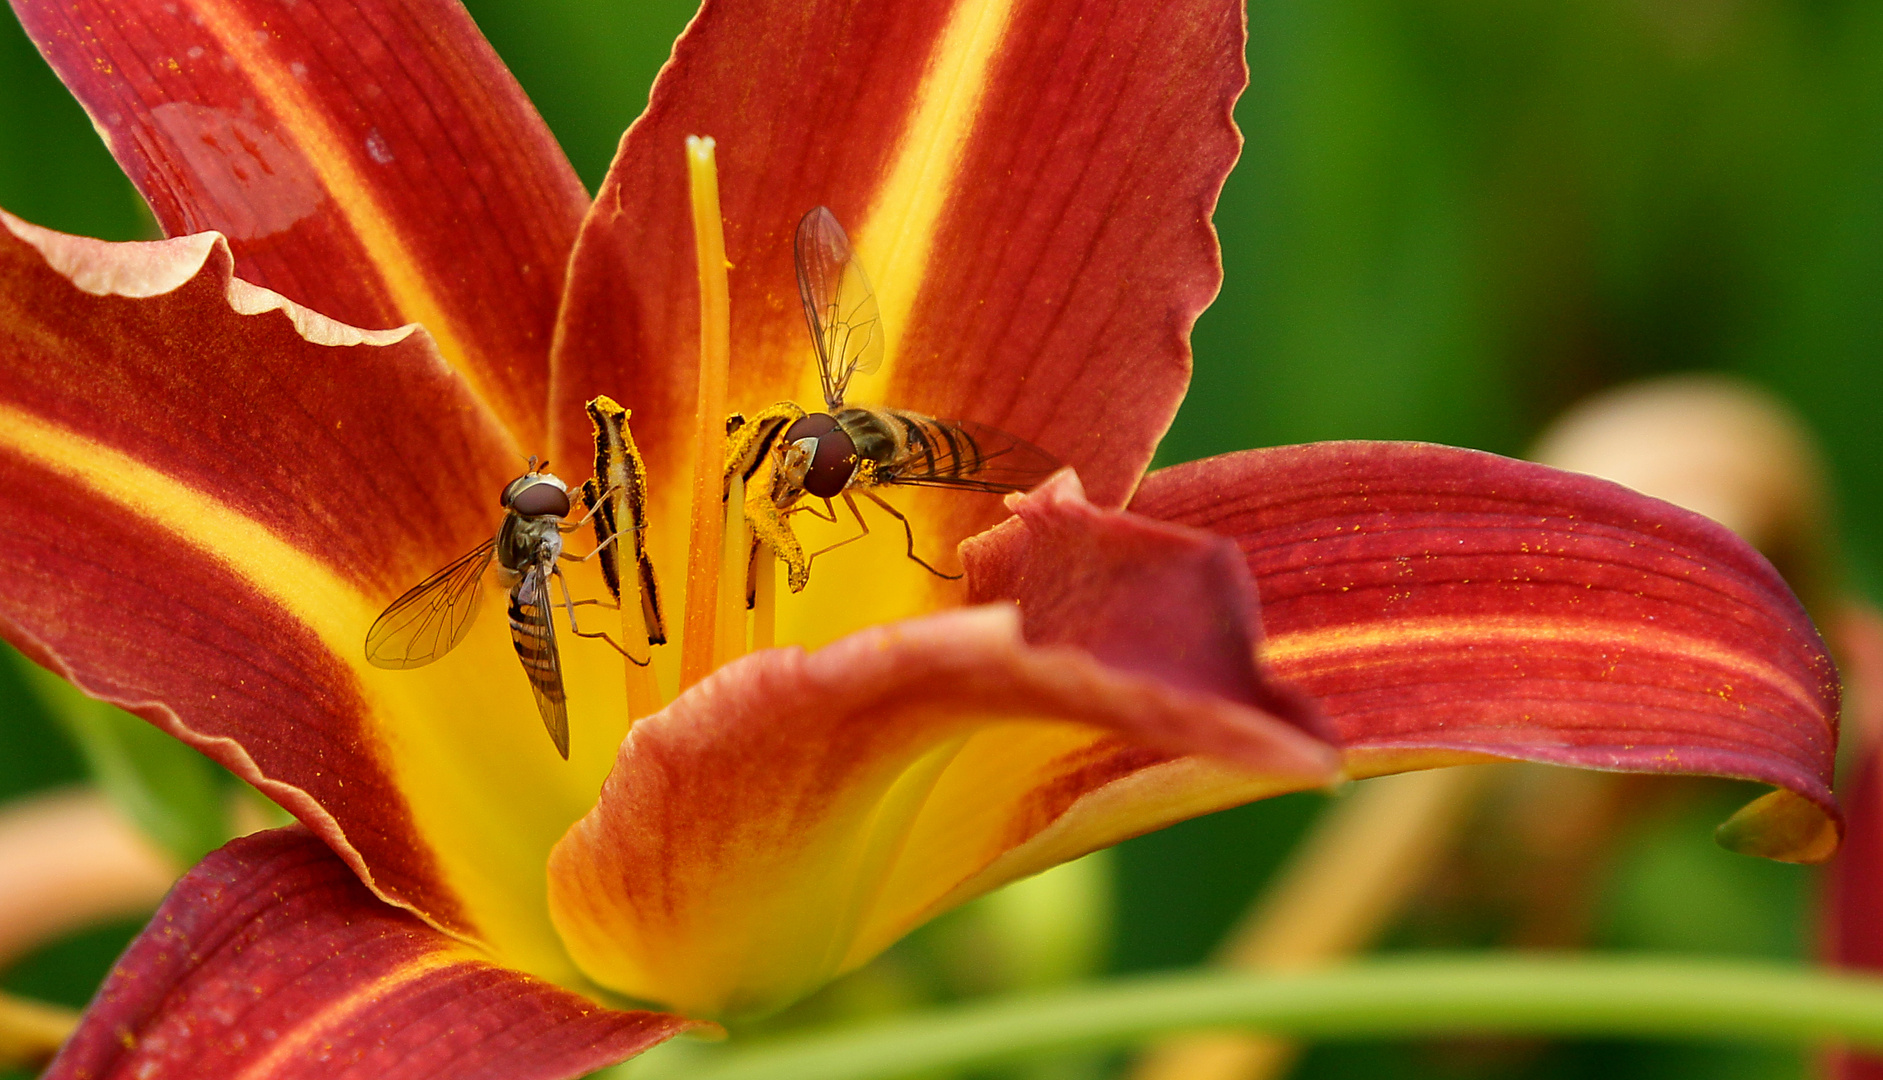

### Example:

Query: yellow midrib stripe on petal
xmin=0 ymin=405 xmax=591 ymax=985
xmin=843 ymin=0 xmax=1017 ymax=394
xmin=774 ymin=0 xmax=1020 ymax=649
xmin=0 ymin=406 xmax=374 ymax=647
xmin=1264 ymin=616 xmax=1824 ymax=715
xmin=228 ymin=946 xmax=467 ymax=1080
xmin=187 ymin=1 xmax=492 ymax=425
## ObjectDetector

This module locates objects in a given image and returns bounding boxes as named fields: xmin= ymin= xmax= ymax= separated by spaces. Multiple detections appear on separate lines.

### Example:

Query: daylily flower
xmin=0 ymin=0 xmax=1842 ymax=1073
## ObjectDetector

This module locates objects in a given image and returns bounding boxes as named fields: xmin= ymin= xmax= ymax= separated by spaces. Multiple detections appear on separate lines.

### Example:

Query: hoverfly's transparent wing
xmin=796 ymin=206 xmax=884 ymax=410
xmin=875 ymin=413 xmax=1063 ymax=494
xmin=507 ymin=564 xmax=569 ymax=759
xmin=364 ymin=539 xmax=497 ymax=669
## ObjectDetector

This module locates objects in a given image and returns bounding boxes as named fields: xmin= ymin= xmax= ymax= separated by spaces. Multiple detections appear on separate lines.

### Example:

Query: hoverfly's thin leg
xmin=858 ymin=488 xmax=962 ymax=581
xmin=784 ymin=498 xmax=840 ymax=524
xmin=557 ymin=482 xmax=620 ymax=533
xmin=804 ymin=493 xmax=872 ymax=563
xmin=569 ymin=598 xmax=622 ymax=611
xmin=560 ymin=528 xmax=622 ymax=563
xmin=553 ymin=569 xmax=649 ymax=666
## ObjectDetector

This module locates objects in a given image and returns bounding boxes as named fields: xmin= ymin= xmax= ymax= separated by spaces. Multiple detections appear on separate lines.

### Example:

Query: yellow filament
xmin=716 ymin=471 xmax=750 ymax=666
xmin=613 ymin=548 xmax=664 ymax=721
xmin=751 ymin=541 xmax=777 ymax=652
xmin=680 ymin=136 xmax=731 ymax=690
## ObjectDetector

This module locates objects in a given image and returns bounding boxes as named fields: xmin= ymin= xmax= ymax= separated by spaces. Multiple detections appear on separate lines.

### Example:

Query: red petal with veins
xmin=0 ymin=212 xmax=517 ymax=595
xmin=550 ymin=0 xmax=1241 ymax=517
xmin=11 ymin=0 xmax=588 ymax=446
xmin=0 ymin=213 xmax=622 ymax=981
xmin=548 ymin=605 xmax=1336 ymax=1017
xmin=45 ymin=828 xmax=693 ymax=1080
xmin=1132 ymin=441 xmax=1840 ymax=860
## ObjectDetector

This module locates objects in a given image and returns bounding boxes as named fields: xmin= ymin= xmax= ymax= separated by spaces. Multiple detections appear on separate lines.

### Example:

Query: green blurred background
xmin=1 ymin=0 xmax=1875 ymax=1076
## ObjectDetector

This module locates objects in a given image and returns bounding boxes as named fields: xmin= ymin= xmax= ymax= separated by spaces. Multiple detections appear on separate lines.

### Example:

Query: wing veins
xmin=364 ymin=539 xmax=496 ymax=669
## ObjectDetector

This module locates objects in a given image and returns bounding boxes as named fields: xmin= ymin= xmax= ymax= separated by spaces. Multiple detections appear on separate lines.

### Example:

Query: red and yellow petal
xmin=547 ymin=606 xmax=1337 ymax=1018
xmin=0 ymin=213 xmax=634 ymax=982
xmin=966 ymin=470 xmax=1325 ymax=738
xmin=549 ymin=0 xmax=1244 ymax=646
xmin=45 ymin=828 xmax=694 ymax=1080
xmin=1132 ymin=441 xmax=1841 ymax=861
xmin=12 ymin=0 xmax=589 ymax=446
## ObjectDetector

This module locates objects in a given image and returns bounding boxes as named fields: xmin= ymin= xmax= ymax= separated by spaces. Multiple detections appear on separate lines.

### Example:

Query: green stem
xmin=680 ymin=955 xmax=1883 ymax=1080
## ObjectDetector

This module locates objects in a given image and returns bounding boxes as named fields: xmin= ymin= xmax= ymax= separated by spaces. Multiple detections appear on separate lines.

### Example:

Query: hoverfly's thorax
xmin=833 ymin=407 xmax=900 ymax=468
xmin=497 ymin=511 xmax=563 ymax=573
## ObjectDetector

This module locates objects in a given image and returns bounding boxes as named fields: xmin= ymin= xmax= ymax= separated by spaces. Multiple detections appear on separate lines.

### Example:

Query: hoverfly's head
xmin=501 ymin=468 xmax=572 ymax=519
xmin=778 ymin=413 xmax=858 ymax=500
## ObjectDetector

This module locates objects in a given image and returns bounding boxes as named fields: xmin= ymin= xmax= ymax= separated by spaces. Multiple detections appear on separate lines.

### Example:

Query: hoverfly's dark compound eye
xmin=781 ymin=412 xmax=859 ymax=499
xmin=803 ymin=427 xmax=858 ymax=499
xmin=782 ymin=413 xmax=841 ymax=444
xmin=509 ymin=480 xmax=572 ymax=518
xmin=500 ymin=474 xmax=530 ymax=508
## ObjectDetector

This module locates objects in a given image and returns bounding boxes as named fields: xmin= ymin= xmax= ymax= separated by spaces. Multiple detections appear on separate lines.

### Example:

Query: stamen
xmin=716 ymin=470 xmax=749 ymax=664
xmin=581 ymin=396 xmax=664 ymax=720
xmin=680 ymin=135 xmax=732 ymax=690
xmin=721 ymin=404 xmax=801 ymax=654
xmin=751 ymin=540 xmax=777 ymax=651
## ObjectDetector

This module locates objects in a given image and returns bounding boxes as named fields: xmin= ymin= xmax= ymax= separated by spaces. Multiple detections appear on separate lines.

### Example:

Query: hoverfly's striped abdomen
xmin=508 ymin=581 xmax=560 ymax=694
xmin=507 ymin=569 xmax=569 ymax=758
xmin=836 ymin=407 xmax=986 ymax=484
xmin=893 ymin=411 xmax=986 ymax=480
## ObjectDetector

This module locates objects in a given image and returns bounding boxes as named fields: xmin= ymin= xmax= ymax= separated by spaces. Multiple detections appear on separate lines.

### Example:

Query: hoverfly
xmin=751 ymin=206 xmax=1061 ymax=581
xmin=363 ymin=461 xmax=635 ymax=759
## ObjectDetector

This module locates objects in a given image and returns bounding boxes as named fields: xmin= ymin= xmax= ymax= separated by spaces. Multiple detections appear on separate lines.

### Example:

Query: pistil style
xmin=680 ymin=135 xmax=732 ymax=689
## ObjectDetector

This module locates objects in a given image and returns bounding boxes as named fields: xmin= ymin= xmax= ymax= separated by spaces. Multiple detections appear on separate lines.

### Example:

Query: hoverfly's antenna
xmin=523 ymin=455 xmax=549 ymax=475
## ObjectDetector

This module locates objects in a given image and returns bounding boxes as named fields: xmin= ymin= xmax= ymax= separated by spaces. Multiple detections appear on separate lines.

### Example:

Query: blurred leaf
xmin=1554 ymin=1040 xmax=1802 ymax=1080
xmin=461 ymin=0 xmax=701 ymax=189
xmin=1112 ymin=792 xmax=1326 ymax=973
xmin=0 ymin=649 xmax=81 ymax=802
xmin=0 ymin=917 xmax=143 ymax=1010
xmin=972 ymin=851 xmax=1114 ymax=991
xmin=0 ymin=13 xmax=148 ymax=239
xmin=18 ymin=663 xmax=227 ymax=866
xmin=1598 ymin=786 xmax=1810 ymax=959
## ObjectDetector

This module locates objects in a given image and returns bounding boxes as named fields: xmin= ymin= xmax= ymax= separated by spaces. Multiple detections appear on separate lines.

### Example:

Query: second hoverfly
xmin=363 ymin=461 xmax=639 ymax=759
xmin=732 ymin=206 xmax=1061 ymax=589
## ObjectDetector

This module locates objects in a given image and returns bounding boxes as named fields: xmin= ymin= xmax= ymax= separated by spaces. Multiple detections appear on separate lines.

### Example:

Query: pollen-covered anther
xmin=581 ymin=395 xmax=664 ymax=719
